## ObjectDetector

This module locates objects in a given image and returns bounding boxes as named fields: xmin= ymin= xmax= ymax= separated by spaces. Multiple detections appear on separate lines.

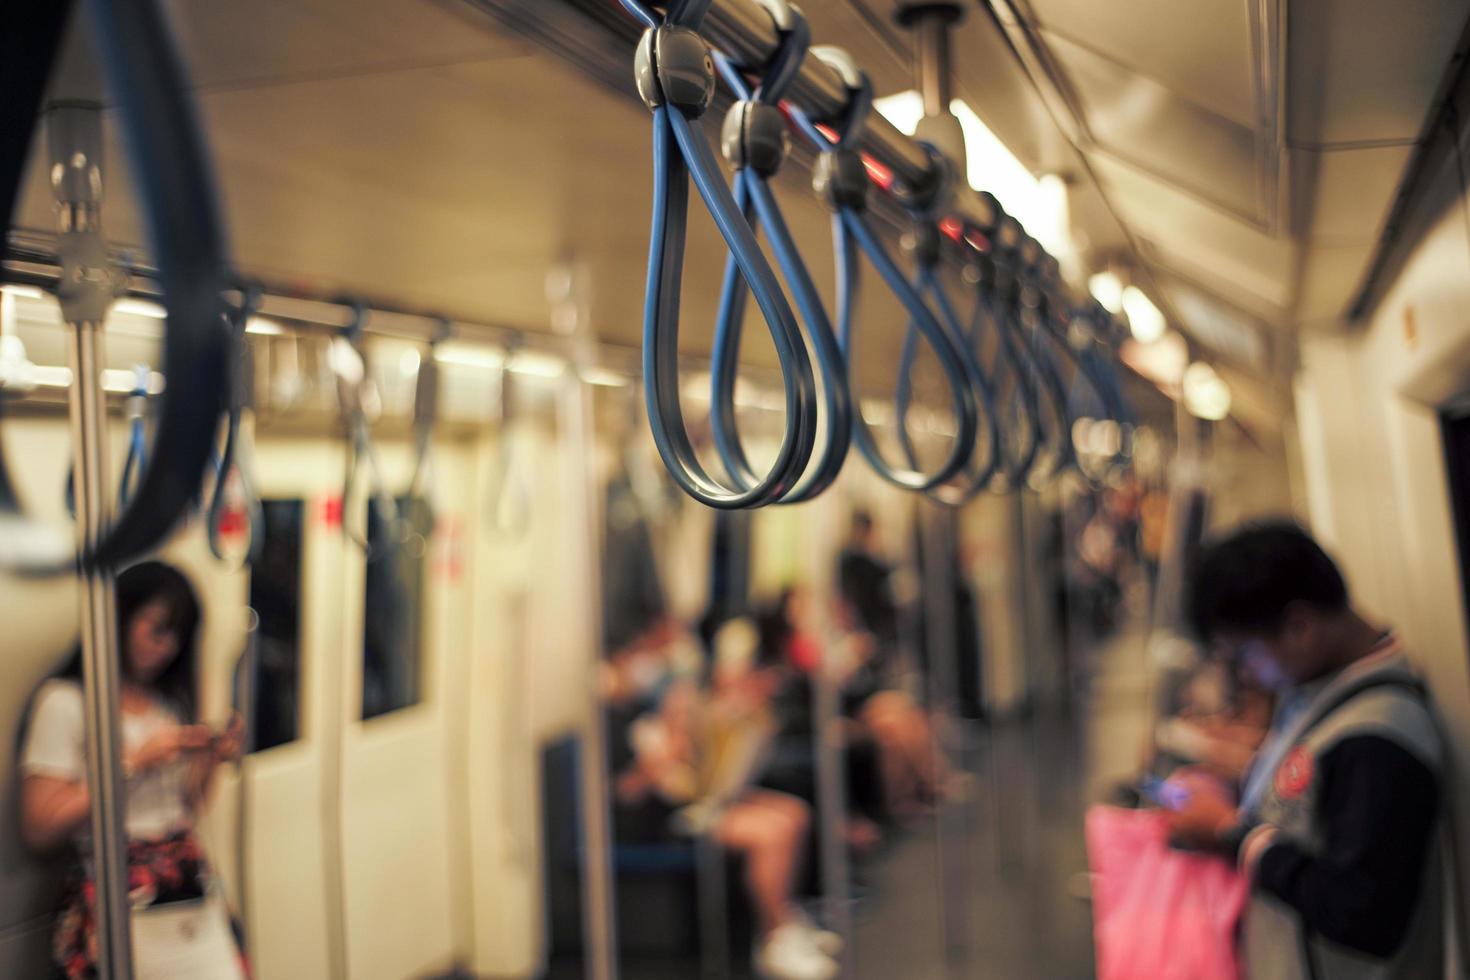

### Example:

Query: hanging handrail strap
xmin=0 ymin=0 xmax=232 ymax=573
xmin=789 ymin=50 xmax=978 ymax=493
xmin=208 ymin=284 xmax=266 ymax=567
xmin=621 ymin=0 xmax=819 ymax=509
xmin=707 ymin=2 xmax=852 ymax=504
xmin=968 ymin=249 xmax=1043 ymax=489
xmin=892 ymin=201 xmax=1003 ymax=506
xmin=334 ymin=302 xmax=401 ymax=561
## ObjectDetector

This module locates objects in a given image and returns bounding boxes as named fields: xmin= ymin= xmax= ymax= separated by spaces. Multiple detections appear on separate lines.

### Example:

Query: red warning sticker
xmin=319 ymin=495 xmax=343 ymax=529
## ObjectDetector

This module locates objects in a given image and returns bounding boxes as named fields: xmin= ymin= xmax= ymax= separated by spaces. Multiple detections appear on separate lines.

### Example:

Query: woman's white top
xmin=20 ymin=678 xmax=192 ymax=842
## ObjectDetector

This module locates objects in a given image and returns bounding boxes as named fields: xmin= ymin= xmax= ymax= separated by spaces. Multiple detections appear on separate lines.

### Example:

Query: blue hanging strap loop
xmin=790 ymin=48 xmax=978 ymax=493
xmin=627 ymin=0 xmax=819 ymax=509
xmin=1017 ymin=240 xmax=1087 ymax=481
xmin=1046 ymin=289 xmax=1135 ymax=478
xmin=708 ymin=3 xmax=851 ymax=504
xmin=118 ymin=364 xmax=151 ymax=508
xmin=992 ymin=221 xmax=1072 ymax=486
xmin=965 ymin=234 xmax=1043 ymax=491
xmin=1084 ymin=302 xmax=1136 ymax=461
xmin=889 ymin=153 xmax=1003 ymax=506
xmin=207 ymin=283 xmax=265 ymax=567
xmin=0 ymin=0 xmax=232 ymax=573
xmin=1032 ymin=252 xmax=1134 ymax=449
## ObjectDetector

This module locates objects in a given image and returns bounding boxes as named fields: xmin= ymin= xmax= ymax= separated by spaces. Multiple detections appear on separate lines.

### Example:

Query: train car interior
xmin=3 ymin=0 xmax=1470 ymax=977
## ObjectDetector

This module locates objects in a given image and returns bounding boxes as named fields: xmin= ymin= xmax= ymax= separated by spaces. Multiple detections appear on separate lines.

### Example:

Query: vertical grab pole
xmin=809 ymin=498 xmax=853 ymax=977
xmin=920 ymin=503 xmax=969 ymax=977
xmin=49 ymin=101 xmax=135 ymax=980
xmin=549 ymin=259 xmax=619 ymax=980
xmin=896 ymin=4 xmax=972 ymax=973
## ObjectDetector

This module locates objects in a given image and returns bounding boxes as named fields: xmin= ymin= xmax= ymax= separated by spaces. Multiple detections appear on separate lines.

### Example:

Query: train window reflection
xmin=248 ymin=499 xmax=305 ymax=751
xmin=362 ymin=495 xmax=430 ymax=719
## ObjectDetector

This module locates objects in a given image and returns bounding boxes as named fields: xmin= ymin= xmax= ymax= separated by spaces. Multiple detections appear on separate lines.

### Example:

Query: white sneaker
xmin=791 ymin=907 xmax=844 ymax=956
xmin=754 ymin=923 xmax=839 ymax=980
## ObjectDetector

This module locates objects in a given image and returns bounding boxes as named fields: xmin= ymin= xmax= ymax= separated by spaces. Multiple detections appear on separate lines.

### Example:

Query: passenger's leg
xmin=716 ymin=794 xmax=807 ymax=935
xmin=862 ymin=693 xmax=930 ymax=816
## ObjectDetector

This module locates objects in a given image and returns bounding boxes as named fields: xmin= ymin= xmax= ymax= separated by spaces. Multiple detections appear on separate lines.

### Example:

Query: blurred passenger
xmin=1167 ymin=522 xmax=1445 ymax=980
xmin=1138 ymin=482 xmax=1169 ymax=595
xmin=605 ymin=617 xmax=839 ymax=980
xmin=837 ymin=510 xmax=899 ymax=655
xmin=19 ymin=561 xmax=246 ymax=980
xmin=762 ymin=587 xmax=939 ymax=828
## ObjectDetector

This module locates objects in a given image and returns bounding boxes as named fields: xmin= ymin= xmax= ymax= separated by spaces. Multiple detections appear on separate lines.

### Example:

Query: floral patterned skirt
xmin=55 ymin=830 xmax=249 ymax=980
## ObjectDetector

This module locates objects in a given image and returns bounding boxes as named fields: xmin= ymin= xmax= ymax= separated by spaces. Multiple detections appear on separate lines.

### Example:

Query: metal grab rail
xmin=611 ymin=0 xmax=1137 ymax=495
xmin=706 ymin=1 xmax=853 ymax=504
xmin=788 ymin=49 xmax=979 ymax=493
xmin=619 ymin=0 xmax=820 ymax=510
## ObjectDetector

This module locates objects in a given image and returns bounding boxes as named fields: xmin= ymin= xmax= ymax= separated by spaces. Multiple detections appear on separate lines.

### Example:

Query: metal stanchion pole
xmin=920 ymin=503 xmax=970 ymax=977
xmin=549 ymin=260 xmax=619 ymax=980
xmin=812 ymin=642 xmax=853 ymax=978
xmin=892 ymin=6 xmax=977 ymax=968
xmin=49 ymin=100 xmax=134 ymax=980
xmin=808 ymin=499 xmax=853 ymax=977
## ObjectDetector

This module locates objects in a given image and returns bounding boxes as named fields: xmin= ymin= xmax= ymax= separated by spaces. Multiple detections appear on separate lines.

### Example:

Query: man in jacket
xmin=1167 ymin=521 xmax=1445 ymax=980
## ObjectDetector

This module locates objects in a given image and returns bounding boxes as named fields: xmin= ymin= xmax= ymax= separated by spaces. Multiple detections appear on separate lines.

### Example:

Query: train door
xmin=462 ymin=413 xmax=546 ymax=977
xmin=240 ymin=434 xmax=346 ymax=980
xmin=334 ymin=432 xmax=472 ymax=980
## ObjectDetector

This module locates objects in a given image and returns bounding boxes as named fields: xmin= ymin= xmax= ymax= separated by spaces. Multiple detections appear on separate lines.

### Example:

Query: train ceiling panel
xmin=1088 ymin=154 xmax=1296 ymax=318
xmin=1286 ymin=0 xmax=1466 ymax=146
xmin=11 ymin=0 xmax=1468 ymax=409
xmin=954 ymin=0 xmax=1468 ymax=383
xmin=946 ymin=7 xmax=1079 ymax=175
xmin=1021 ymin=0 xmax=1256 ymax=127
xmin=1041 ymin=30 xmax=1264 ymax=223
xmin=1296 ymin=242 xmax=1379 ymax=328
xmin=17 ymin=1 xmax=922 ymax=388
xmin=1303 ymin=144 xmax=1417 ymax=246
xmin=168 ymin=0 xmax=525 ymax=91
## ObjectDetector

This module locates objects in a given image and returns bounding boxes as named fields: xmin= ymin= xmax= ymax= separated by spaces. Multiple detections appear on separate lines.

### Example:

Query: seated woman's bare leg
xmin=715 ymin=791 xmax=809 ymax=935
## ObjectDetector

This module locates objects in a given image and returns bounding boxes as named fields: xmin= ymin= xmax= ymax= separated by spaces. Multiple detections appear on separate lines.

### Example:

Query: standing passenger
xmin=1168 ymin=522 xmax=1445 ymax=980
xmin=20 ymin=561 xmax=246 ymax=980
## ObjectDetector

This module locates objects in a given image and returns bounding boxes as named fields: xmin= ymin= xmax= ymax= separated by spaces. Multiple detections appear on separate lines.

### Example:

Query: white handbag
xmin=130 ymin=884 xmax=245 ymax=980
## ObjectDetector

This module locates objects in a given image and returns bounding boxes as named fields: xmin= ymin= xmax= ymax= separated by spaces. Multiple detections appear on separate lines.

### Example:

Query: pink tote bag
xmin=1086 ymin=805 xmax=1249 ymax=980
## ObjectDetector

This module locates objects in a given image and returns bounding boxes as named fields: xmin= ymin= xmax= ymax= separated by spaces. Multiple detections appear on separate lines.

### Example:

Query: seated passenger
xmin=768 ymin=584 xmax=941 ymax=826
xmin=1166 ymin=521 xmax=1445 ymax=979
xmin=606 ymin=618 xmax=839 ymax=980
xmin=19 ymin=561 xmax=246 ymax=980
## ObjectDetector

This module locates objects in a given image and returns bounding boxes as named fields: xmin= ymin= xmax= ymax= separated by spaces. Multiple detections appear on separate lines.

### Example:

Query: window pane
xmin=247 ymin=499 xmax=305 ymax=751
xmin=362 ymin=495 xmax=429 ymax=719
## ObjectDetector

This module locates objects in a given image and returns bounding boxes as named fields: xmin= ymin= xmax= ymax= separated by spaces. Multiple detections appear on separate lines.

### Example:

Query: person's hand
xmin=1163 ymin=771 xmax=1239 ymax=848
xmin=212 ymin=713 xmax=245 ymax=764
xmin=127 ymin=724 xmax=214 ymax=776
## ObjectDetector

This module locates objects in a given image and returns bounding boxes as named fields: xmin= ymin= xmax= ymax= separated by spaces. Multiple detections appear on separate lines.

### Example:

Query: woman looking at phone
xmin=19 ymin=560 xmax=246 ymax=979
